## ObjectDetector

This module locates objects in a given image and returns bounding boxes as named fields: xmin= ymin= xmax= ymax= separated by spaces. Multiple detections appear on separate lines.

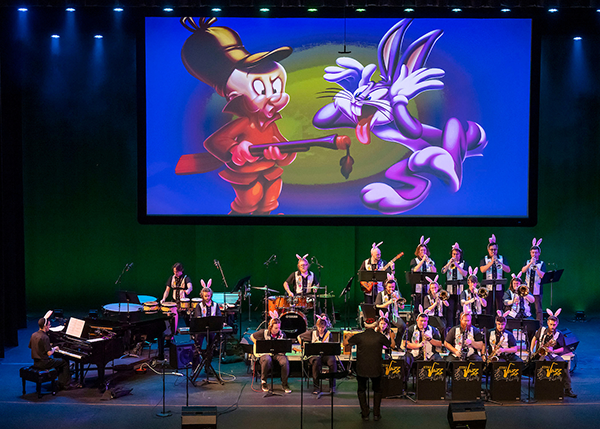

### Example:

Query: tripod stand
xmin=189 ymin=316 xmax=225 ymax=386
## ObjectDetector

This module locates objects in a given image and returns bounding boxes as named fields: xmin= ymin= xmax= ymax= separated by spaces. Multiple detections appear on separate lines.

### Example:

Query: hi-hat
xmin=253 ymin=286 xmax=278 ymax=293
xmin=317 ymin=293 xmax=336 ymax=299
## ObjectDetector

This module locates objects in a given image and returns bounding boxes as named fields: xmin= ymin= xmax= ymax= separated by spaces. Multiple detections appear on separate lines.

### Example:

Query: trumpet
xmin=518 ymin=284 xmax=530 ymax=297
xmin=439 ymin=290 xmax=449 ymax=302
xmin=477 ymin=287 xmax=489 ymax=299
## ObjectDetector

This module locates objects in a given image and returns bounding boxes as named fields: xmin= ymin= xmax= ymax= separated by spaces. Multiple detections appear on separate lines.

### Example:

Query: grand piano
xmin=49 ymin=310 xmax=171 ymax=387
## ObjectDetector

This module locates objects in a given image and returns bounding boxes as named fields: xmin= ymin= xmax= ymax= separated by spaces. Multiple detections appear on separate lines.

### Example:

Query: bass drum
xmin=279 ymin=310 xmax=307 ymax=337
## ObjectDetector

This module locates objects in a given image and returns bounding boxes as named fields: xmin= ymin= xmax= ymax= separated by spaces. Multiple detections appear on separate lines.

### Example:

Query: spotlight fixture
xmin=404 ymin=8 xmax=414 ymax=12
xmin=308 ymin=8 xmax=317 ymax=12
xmin=211 ymin=8 xmax=221 ymax=12
xmin=51 ymin=34 xmax=60 ymax=39
xmin=548 ymin=8 xmax=558 ymax=13
xmin=452 ymin=8 xmax=462 ymax=13
xmin=259 ymin=8 xmax=270 ymax=12
xmin=113 ymin=7 xmax=124 ymax=12
xmin=18 ymin=7 xmax=28 ymax=12
xmin=356 ymin=8 xmax=366 ymax=12
xmin=66 ymin=7 xmax=75 ymax=12
xmin=501 ymin=8 xmax=511 ymax=12
xmin=163 ymin=7 xmax=174 ymax=12
xmin=94 ymin=35 xmax=103 ymax=39
xmin=573 ymin=36 xmax=582 ymax=41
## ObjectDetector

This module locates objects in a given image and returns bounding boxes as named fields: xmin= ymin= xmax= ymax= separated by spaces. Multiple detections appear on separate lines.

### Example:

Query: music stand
xmin=480 ymin=278 xmax=507 ymax=315
xmin=359 ymin=270 xmax=387 ymax=302
xmin=189 ymin=316 xmax=225 ymax=386
xmin=405 ymin=272 xmax=432 ymax=310
xmin=541 ymin=269 xmax=563 ymax=306
xmin=255 ymin=339 xmax=294 ymax=397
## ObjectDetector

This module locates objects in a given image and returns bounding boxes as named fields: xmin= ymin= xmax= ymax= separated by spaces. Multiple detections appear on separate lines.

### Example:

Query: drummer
xmin=161 ymin=262 xmax=193 ymax=334
xmin=283 ymin=254 xmax=319 ymax=298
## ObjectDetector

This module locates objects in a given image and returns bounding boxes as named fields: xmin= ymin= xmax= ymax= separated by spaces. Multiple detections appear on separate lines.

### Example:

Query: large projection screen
xmin=141 ymin=17 xmax=535 ymax=225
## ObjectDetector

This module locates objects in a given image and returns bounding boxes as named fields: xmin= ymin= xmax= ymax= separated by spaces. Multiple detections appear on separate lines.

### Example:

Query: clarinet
xmin=417 ymin=328 xmax=426 ymax=361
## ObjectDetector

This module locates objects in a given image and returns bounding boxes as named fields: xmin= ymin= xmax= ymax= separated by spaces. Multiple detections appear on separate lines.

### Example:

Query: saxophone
xmin=535 ymin=336 xmax=557 ymax=358
xmin=460 ymin=329 xmax=469 ymax=360
xmin=485 ymin=340 xmax=502 ymax=362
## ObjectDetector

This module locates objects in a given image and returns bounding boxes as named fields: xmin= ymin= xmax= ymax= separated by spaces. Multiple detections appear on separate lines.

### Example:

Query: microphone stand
xmin=340 ymin=275 xmax=354 ymax=330
xmin=156 ymin=360 xmax=172 ymax=417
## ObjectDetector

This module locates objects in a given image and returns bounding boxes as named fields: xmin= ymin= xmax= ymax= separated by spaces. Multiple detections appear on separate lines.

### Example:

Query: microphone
xmin=125 ymin=263 xmax=133 ymax=271
xmin=214 ymin=259 xmax=219 ymax=267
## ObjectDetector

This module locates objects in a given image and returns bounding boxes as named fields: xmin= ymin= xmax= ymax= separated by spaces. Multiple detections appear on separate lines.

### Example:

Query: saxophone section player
xmin=444 ymin=312 xmax=484 ymax=362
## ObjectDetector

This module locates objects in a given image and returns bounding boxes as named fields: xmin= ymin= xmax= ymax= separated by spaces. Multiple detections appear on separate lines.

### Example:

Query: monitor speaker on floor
xmin=447 ymin=401 xmax=486 ymax=429
xmin=182 ymin=406 xmax=217 ymax=429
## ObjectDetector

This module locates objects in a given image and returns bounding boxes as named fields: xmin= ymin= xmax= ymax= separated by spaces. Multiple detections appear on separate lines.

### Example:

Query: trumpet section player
xmin=410 ymin=236 xmax=436 ymax=316
xmin=480 ymin=234 xmax=510 ymax=315
xmin=442 ymin=242 xmax=468 ymax=326
xmin=503 ymin=273 xmax=535 ymax=319
xmin=374 ymin=276 xmax=406 ymax=339
xmin=520 ymin=238 xmax=546 ymax=324
xmin=460 ymin=267 xmax=487 ymax=316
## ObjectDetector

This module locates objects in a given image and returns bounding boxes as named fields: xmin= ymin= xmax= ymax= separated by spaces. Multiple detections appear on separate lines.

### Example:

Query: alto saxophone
xmin=485 ymin=341 xmax=502 ymax=362
xmin=460 ymin=330 xmax=469 ymax=360
xmin=535 ymin=337 xmax=557 ymax=358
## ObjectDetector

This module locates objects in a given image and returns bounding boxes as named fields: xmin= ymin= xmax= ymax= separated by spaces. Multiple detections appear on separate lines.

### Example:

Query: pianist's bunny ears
xmin=200 ymin=279 xmax=212 ymax=289
xmin=531 ymin=238 xmax=543 ymax=250
xmin=496 ymin=309 xmax=510 ymax=318
xmin=511 ymin=272 xmax=523 ymax=280
xmin=269 ymin=310 xmax=279 ymax=319
xmin=296 ymin=253 xmax=309 ymax=261
xmin=419 ymin=236 xmax=431 ymax=245
xmin=425 ymin=275 xmax=439 ymax=285
xmin=372 ymin=241 xmax=383 ymax=249
xmin=43 ymin=310 xmax=53 ymax=322
xmin=488 ymin=234 xmax=497 ymax=244
xmin=468 ymin=266 xmax=478 ymax=276
xmin=546 ymin=308 xmax=562 ymax=318
xmin=451 ymin=242 xmax=462 ymax=252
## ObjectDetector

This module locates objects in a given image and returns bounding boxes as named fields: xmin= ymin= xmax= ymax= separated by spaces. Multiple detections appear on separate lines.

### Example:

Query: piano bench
xmin=20 ymin=366 xmax=58 ymax=398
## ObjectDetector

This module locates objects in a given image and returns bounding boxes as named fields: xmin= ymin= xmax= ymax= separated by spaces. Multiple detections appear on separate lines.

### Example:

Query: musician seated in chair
xmin=460 ymin=271 xmax=487 ymax=316
xmin=29 ymin=314 xmax=74 ymax=390
xmin=374 ymin=277 xmax=406 ymax=339
xmin=297 ymin=315 xmax=337 ymax=394
xmin=444 ymin=312 xmax=484 ymax=361
xmin=423 ymin=277 xmax=449 ymax=331
xmin=192 ymin=282 xmax=222 ymax=367
xmin=503 ymin=274 xmax=535 ymax=319
xmin=486 ymin=311 xmax=522 ymax=362
xmin=403 ymin=312 xmax=444 ymax=369
xmin=530 ymin=308 xmax=576 ymax=398
xmin=251 ymin=316 xmax=291 ymax=394
xmin=283 ymin=254 xmax=318 ymax=297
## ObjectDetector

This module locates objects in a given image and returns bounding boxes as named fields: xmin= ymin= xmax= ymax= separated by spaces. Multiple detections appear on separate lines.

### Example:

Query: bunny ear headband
xmin=43 ymin=310 xmax=53 ymax=322
xmin=489 ymin=234 xmax=497 ymax=244
xmin=200 ymin=279 xmax=213 ymax=289
xmin=425 ymin=275 xmax=439 ymax=285
xmin=379 ymin=309 xmax=388 ymax=320
xmin=532 ymin=238 xmax=543 ymax=248
xmin=296 ymin=253 xmax=309 ymax=261
xmin=462 ymin=304 xmax=472 ymax=315
xmin=511 ymin=272 xmax=523 ymax=280
xmin=419 ymin=236 xmax=430 ymax=245
xmin=372 ymin=241 xmax=383 ymax=249
xmin=452 ymin=242 xmax=461 ymax=251
xmin=546 ymin=308 xmax=562 ymax=317
xmin=496 ymin=309 xmax=510 ymax=318
xmin=418 ymin=304 xmax=432 ymax=317
xmin=468 ymin=266 xmax=478 ymax=276
xmin=269 ymin=310 xmax=279 ymax=319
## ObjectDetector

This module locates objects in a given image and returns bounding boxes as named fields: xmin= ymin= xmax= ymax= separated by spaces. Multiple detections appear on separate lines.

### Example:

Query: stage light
xmin=94 ymin=34 xmax=103 ymax=39
xmin=452 ymin=8 xmax=462 ymax=13
xmin=404 ymin=8 xmax=414 ymax=12
xmin=18 ymin=7 xmax=28 ymax=12
xmin=573 ymin=36 xmax=582 ymax=41
xmin=51 ymin=34 xmax=60 ymax=39
xmin=308 ymin=8 xmax=317 ymax=12
xmin=66 ymin=7 xmax=75 ymax=12
xmin=575 ymin=311 xmax=585 ymax=321
xmin=211 ymin=8 xmax=221 ymax=12
xmin=548 ymin=8 xmax=558 ymax=13
xmin=356 ymin=8 xmax=366 ymax=12
xmin=114 ymin=7 xmax=124 ymax=12
xmin=501 ymin=8 xmax=511 ymax=13
xmin=260 ymin=8 xmax=270 ymax=12
xmin=163 ymin=7 xmax=174 ymax=12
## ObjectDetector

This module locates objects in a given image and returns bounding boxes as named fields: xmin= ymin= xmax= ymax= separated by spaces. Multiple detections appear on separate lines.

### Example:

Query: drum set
xmin=254 ymin=286 xmax=336 ymax=337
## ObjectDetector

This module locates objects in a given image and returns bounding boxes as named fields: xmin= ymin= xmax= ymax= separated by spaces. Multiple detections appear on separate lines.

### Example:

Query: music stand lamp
xmin=255 ymin=339 xmax=293 ymax=397
xmin=541 ymin=269 xmax=563 ymax=306
xmin=189 ymin=316 xmax=225 ymax=386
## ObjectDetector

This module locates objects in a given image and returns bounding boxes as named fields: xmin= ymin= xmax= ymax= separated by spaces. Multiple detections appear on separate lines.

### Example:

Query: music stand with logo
xmin=255 ymin=339 xmax=294 ymax=397
xmin=189 ymin=316 xmax=225 ymax=386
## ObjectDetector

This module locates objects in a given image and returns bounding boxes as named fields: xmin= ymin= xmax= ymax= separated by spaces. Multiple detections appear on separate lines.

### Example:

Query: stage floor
xmin=1 ymin=313 xmax=598 ymax=429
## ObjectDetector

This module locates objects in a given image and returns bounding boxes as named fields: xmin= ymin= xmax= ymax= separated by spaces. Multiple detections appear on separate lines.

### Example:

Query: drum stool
xmin=20 ymin=366 xmax=58 ymax=398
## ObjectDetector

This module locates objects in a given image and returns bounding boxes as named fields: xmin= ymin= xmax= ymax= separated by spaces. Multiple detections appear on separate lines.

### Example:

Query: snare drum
xmin=103 ymin=303 xmax=142 ymax=313
xmin=161 ymin=302 xmax=177 ymax=314
xmin=143 ymin=301 xmax=159 ymax=312
xmin=293 ymin=296 xmax=308 ymax=309
xmin=191 ymin=298 xmax=202 ymax=309
xmin=180 ymin=298 xmax=190 ymax=309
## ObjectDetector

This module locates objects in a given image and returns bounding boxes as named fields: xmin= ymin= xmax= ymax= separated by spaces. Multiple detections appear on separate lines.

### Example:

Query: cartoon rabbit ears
xmin=532 ymin=238 xmax=543 ymax=248
xmin=511 ymin=272 xmax=523 ymax=280
xmin=269 ymin=310 xmax=279 ymax=319
xmin=372 ymin=241 xmax=383 ymax=250
xmin=546 ymin=308 xmax=562 ymax=317
xmin=452 ymin=242 xmax=461 ymax=251
xmin=200 ymin=279 xmax=213 ymax=289
xmin=496 ymin=310 xmax=510 ymax=318
xmin=488 ymin=234 xmax=497 ymax=244
xmin=419 ymin=236 xmax=430 ymax=245
xmin=296 ymin=253 xmax=309 ymax=261
xmin=468 ymin=266 xmax=478 ymax=276
xmin=425 ymin=275 xmax=439 ymax=285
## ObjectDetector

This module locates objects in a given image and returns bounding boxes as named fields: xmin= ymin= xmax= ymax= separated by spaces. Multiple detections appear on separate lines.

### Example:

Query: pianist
xmin=29 ymin=317 xmax=74 ymax=390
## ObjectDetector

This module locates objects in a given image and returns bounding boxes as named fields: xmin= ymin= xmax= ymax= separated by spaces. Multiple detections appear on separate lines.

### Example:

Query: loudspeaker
xmin=447 ymin=401 xmax=486 ymax=429
xmin=182 ymin=406 xmax=217 ymax=429
xmin=560 ymin=329 xmax=580 ymax=352
xmin=170 ymin=342 xmax=197 ymax=370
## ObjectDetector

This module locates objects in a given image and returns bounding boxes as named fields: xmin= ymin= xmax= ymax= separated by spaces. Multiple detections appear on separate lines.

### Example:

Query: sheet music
xmin=66 ymin=317 xmax=86 ymax=338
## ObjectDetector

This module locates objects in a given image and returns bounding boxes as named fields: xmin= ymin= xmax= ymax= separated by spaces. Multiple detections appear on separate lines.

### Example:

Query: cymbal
xmin=252 ymin=286 xmax=278 ymax=293
xmin=317 ymin=293 xmax=336 ymax=299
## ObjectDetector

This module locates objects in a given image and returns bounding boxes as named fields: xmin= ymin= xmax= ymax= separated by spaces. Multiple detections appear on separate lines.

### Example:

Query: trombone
xmin=517 ymin=284 xmax=530 ymax=297
xmin=438 ymin=289 xmax=449 ymax=302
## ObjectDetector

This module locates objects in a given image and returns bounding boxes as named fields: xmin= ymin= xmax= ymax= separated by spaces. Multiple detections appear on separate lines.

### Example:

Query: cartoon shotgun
xmin=176 ymin=134 xmax=354 ymax=179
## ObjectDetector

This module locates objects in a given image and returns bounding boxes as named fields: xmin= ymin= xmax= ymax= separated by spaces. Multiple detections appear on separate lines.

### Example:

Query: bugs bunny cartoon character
xmin=313 ymin=19 xmax=488 ymax=214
